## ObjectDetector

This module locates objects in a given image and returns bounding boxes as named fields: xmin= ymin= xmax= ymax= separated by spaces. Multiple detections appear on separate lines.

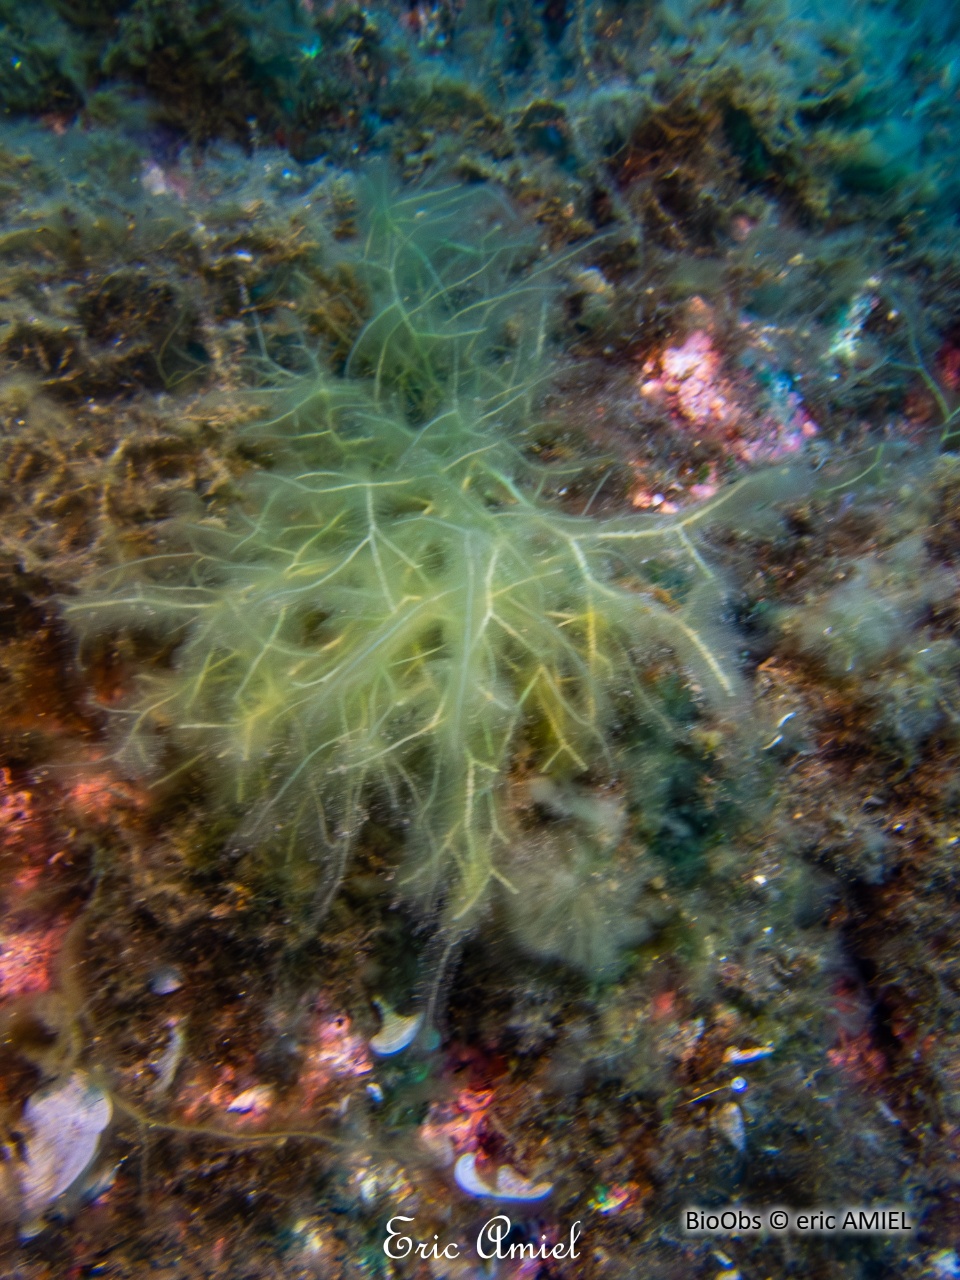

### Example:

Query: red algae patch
xmin=64 ymin=771 xmax=147 ymax=828
xmin=0 ymin=762 xmax=144 ymax=1004
xmin=0 ymin=768 xmax=75 ymax=1002
xmin=0 ymin=917 xmax=69 ymax=1000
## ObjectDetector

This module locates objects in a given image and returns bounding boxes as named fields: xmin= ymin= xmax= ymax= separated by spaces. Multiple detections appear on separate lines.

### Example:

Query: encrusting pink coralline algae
xmin=639 ymin=326 xmax=818 ymax=469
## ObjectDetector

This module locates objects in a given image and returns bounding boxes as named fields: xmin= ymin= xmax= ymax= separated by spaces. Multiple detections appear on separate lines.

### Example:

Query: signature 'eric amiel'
xmin=383 ymin=1214 xmax=583 ymax=1261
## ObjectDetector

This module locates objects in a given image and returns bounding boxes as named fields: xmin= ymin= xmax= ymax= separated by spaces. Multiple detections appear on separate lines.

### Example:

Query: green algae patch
xmin=66 ymin=180 xmax=806 ymax=969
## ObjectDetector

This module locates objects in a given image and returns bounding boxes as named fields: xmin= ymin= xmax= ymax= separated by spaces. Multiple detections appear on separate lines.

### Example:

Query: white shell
xmin=151 ymin=1019 xmax=185 ymax=1095
xmin=227 ymin=1085 xmax=274 ymax=1115
xmin=19 ymin=1074 xmax=112 ymax=1218
xmin=369 ymin=1000 xmax=422 ymax=1056
xmin=722 ymin=1044 xmax=774 ymax=1065
xmin=454 ymin=1152 xmax=553 ymax=1201
xmin=149 ymin=965 xmax=183 ymax=995
xmin=715 ymin=1102 xmax=746 ymax=1153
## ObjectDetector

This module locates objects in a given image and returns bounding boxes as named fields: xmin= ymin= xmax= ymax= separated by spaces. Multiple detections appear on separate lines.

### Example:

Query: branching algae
xmin=67 ymin=181 xmax=804 ymax=989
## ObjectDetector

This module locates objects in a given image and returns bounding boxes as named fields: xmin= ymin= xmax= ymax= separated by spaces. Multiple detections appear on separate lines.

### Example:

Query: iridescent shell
xmin=149 ymin=965 xmax=183 ymax=995
xmin=454 ymin=1152 xmax=553 ymax=1201
xmin=715 ymin=1101 xmax=746 ymax=1153
xmin=20 ymin=1074 xmax=112 ymax=1219
xmin=227 ymin=1085 xmax=275 ymax=1116
xmin=369 ymin=1000 xmax=422 ymax=1056
xmin=722 ymin=1044 xmax=774 ymax=1065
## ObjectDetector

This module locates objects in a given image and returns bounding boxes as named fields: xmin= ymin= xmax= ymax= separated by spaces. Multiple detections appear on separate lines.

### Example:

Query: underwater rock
xmin=515 ymin=99 xmax=572 ymax=160
xmin=299 ymin=1011 xmax=372 ymax=1103
xmin=453 ymin=1152 xmax=553 ymax=1201
xmin=777 ymin=541 xmax=954 ymax=680
xmin=18 ymin=1073 xmax=111 ymax=1227
xmin=501 ymin=821 xmax=655 ymax=979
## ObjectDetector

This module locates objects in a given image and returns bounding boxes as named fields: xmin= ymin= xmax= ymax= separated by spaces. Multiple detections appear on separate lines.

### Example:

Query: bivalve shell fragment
xmin=149 ymin=965 xmax=183 ymax=995
xmin=227 ymin=1085 xmax=275 ymax=1116
xmin=369 ymin=999 xmax=422 ymax=1056
xmin=19 ymin=1073 xmax=112 ymax=1225
xmin=714 ymin=1101 xmax=746 ymax=1153
xmin=454 ymin=1152 xmax=553 ymax=1201
xmin=722 ymin=1043 xmax=774 ymax=1065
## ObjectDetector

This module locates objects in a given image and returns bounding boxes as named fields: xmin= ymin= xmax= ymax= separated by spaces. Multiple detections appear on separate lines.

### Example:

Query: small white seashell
xmin=149 ymin=965 xmax=183 ymax=995
xmin=19 ymin=1073 xmax=112 ymax=1221
xmin=454 ymin=1152 xmax=553 ymax=1201
xmin=722 ymin=1044 xmax=774 ymax=1065
xmin=715 ymin=1102 xmax=746 ymax=1153
xmin=369 ymin=1000 xmax=422 ymax=1056
xmin=227 ymin=1085 xmax=274 ymax=1115
xmin=151 ymin=1019 xmax=185 ymax=1096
